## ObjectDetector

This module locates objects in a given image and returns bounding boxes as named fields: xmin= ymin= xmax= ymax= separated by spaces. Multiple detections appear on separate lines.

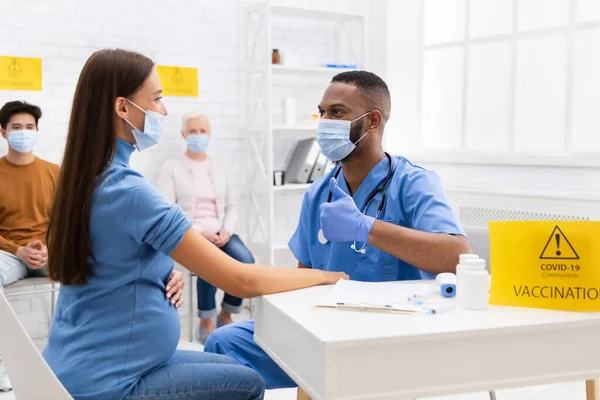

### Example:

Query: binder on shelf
xmin=285 ymin=138 xmax=320 ymax=184
xmin=308 ymin=153 xmax=328 ymax=183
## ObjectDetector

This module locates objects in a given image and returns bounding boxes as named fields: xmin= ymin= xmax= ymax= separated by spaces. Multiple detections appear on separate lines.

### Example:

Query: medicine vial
xmin=459 ymin=258 xmax=489 ymax=310
xmin=456 ymin=254 xmax=479 ymax=304
xmin=272 ymin=49 xmax=280 ymax=65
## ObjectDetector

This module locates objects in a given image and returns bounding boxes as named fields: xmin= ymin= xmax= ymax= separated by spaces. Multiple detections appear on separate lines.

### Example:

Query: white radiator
xmin=445 ymin=187 xmax=600 ymax=271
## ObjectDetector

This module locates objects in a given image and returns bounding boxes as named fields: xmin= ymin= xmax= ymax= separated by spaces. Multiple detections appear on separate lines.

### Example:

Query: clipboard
xmin=314 ymin=280 xmax=431 ymax=314
xmin=334 ymin=302 xmax=423 ymax=314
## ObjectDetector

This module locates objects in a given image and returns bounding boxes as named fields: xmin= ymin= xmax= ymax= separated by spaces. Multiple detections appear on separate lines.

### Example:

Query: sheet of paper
xmin=315 ymin=279 xmax=431 ymax=308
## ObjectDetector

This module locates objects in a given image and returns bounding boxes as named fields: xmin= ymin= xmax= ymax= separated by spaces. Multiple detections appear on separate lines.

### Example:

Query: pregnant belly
xmin=137 ymin=303 xmax=181 ymax=366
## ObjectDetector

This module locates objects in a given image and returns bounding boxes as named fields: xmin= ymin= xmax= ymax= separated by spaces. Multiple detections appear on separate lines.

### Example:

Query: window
xmin=391 ymin=0 xmax=600 ymax=159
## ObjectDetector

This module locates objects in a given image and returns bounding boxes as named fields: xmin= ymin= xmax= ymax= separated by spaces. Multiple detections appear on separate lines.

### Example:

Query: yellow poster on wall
xmin=0 ymin=56 xmax=42 ymax=91
xmin=489 ymin=221 xmax=600 ymax=312
xmin=156 ymin=65 xmax=198 ymax=97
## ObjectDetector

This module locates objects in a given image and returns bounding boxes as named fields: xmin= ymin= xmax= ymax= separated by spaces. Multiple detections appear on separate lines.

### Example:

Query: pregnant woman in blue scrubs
xmin=42 ymin=49 xmax=346 ymax=400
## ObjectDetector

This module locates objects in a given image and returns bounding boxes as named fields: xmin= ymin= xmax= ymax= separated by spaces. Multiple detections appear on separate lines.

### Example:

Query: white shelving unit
xmin=243 ymin=1 xmax=367 ymax=266
xmin=272 ymin=183 xmax=311 ymax=192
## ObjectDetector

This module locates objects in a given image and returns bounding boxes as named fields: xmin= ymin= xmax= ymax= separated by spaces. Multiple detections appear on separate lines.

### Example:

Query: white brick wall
xmin=0 ymin=0 xmax=387 ymax=344
xmin=0 ymin=0 xmax=249 ymax=192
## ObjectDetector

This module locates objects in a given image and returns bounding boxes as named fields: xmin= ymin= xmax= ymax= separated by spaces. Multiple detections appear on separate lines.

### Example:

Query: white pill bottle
xmin=457 ymin=257 xmax=489 ymax=310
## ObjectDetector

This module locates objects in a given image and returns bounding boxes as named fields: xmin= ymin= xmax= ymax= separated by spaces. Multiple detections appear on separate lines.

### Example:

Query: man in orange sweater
xmin=0 ymin=101 xmax=59 ymax=288
xmin=0 ymin=101 xmax=60 ymax=391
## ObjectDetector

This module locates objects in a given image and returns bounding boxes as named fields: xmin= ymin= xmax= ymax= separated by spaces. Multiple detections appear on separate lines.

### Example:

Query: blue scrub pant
xmin=204 ymin=319 xmax=296 ymax=389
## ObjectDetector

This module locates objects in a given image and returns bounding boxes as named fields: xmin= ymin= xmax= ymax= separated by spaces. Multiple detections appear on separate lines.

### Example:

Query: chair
xmin=188 ymin=271 xmax=195 ymax=342
xmin=186 ymin=271 xmax=254 ymax=342
xmin=587 ymin=380 xmax=599 ymax=400
xmin=0 ymin=289 xmax=73 ymax=399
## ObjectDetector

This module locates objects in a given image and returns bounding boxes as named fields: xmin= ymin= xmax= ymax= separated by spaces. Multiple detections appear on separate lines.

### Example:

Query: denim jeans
xmin=124 ymin=350 xmax=265 ymax=400
xmin=197 ymin=234 xmax=255 ymax=318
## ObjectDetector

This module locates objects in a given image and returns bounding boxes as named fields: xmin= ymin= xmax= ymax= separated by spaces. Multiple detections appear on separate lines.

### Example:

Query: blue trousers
xmin=204 ymin=319 xmax=296 ymax=389
xmin=197 ymin=235 xmax=255 ymax=318
xmin=124 ymin=350 xmax=265 ymax=400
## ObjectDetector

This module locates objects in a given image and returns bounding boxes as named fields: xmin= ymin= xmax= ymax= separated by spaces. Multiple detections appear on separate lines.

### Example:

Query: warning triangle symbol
xmin=7 ymin=58 xmax=22 ymax=73
xmin=171 ymin=67 xmax=184 ymax=84
xmin=539 ymin=225 xmax=580 ymax=260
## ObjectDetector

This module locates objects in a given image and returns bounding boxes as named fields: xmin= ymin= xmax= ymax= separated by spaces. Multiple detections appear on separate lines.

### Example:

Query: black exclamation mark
xmin=555 ymin=233 xmax=561 ymax=256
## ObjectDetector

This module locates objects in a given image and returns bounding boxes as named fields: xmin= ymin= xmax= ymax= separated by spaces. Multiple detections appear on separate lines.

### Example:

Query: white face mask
xmin=7 ymin=129 xmax=38 ymax=153
xmin=316 ymin=112 xmax=371 ymax=162
xmin=124 ymin=99 xmax=166 ymax=151
xmin=186 ymin=134 xmax=210 ymax=153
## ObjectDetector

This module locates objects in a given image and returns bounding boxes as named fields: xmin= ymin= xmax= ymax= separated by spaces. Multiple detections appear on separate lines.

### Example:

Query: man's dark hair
xmin=331 ymin=71 xmax=391 ymax=122
xmin=0 ymin=101 xmax=42 ymax=129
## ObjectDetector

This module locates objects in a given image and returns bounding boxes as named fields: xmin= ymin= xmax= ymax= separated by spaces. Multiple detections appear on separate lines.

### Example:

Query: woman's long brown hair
xmin=47 ymin=49 xmax=154 ymax=285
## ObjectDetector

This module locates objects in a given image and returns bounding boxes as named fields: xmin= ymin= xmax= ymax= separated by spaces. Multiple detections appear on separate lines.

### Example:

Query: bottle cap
xmin=465 ymin=258 xmax=486 ymax=270
xmin=459 ymin=254 xmax=479 ymax=262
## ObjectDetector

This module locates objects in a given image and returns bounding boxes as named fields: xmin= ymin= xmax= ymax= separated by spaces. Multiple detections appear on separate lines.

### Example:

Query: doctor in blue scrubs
xmin=204 ymin=71 xmax=472 ymax=389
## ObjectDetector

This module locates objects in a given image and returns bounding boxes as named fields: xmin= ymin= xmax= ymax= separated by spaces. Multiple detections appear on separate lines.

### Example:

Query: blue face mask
xmin=316 ymin=112 xmax=371 ymax=162
xmin=124 ymin=99 xmax=166 ymax=151
xmin=186 ymin=134 xmax=210 ymax=153
xmin=8 ymin=129 xmax=38 ymax=153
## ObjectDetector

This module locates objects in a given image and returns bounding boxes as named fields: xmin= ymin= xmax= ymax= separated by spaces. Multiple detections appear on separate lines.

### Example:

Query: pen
xmin=335 ymin=302 xmax=394 ymax=312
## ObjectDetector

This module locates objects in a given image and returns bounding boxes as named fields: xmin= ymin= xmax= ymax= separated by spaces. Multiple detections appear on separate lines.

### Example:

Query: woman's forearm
xmin=171 ymin=229 xmax=343 ymax=298
xmin=241 ymin=264 xmax=328 ymax=298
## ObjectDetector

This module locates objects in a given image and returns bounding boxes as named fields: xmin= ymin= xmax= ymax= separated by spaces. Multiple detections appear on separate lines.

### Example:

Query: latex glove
xmin=319 ymin=178 xmax=375 ymax=243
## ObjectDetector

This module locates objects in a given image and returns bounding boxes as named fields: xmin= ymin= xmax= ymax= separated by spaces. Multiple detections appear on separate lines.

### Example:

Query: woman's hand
xmin=166 ymin=270 xmax=184 ymax=308
xmin=322 ymin=271 xmax=350 ymax=285
xmin=200 ymin=230 xmax=219 ymax=245
xmin=213 ymin=229 xmax=231 ymax=248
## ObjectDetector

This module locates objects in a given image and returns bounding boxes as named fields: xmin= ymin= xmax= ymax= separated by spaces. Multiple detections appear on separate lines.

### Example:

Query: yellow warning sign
xmin=489 ymin=221 xmax=600 ymax=312
xmin=0 ymin=56 xmax=42 ymax=91
xmin=156 ymin=65 xmax=198 ymax=97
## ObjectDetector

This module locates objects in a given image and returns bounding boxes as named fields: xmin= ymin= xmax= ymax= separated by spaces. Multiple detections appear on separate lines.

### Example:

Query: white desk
xmin=253 ymin=282 xmax=600 ymax=400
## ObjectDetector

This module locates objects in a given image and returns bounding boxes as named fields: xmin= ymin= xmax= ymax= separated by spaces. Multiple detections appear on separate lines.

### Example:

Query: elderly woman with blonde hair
xmin=157 ymin=111 xmax=253 ymax=343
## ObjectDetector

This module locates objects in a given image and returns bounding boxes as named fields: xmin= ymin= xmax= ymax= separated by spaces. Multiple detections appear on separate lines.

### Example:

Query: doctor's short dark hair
xmin=0 ymin=101 xmax=42 ymax=129
xmin=331 ymin=71 xmax=391 ymax=122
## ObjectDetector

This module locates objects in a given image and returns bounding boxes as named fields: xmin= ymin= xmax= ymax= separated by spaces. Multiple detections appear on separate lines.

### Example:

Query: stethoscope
xmin=317 ymin=153 xmax=393 ymax=254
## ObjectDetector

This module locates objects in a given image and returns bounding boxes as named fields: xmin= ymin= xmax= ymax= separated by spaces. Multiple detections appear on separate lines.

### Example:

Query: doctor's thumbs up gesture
xmin=320 ymin=178 xmax=376 ymax=243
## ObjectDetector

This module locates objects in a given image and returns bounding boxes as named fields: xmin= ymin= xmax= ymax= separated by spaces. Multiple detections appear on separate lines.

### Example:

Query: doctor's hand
xmin=320 ymin=178 xmax=375 ymax=243
xmin=166 ymin=270 xmax=184 ymax=308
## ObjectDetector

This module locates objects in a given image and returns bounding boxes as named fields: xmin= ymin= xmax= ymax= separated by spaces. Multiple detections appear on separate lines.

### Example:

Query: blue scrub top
xmin=43 ymin=139 xmax=191 ymax=400
xmin=288 ymin=155 xmax=465 ymax=282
